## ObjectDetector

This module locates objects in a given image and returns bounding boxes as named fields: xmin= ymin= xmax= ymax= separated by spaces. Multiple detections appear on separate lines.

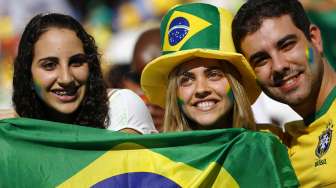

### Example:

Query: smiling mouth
xmin=51 ymin=86 xmax=80 ymax=102
xmin=274 ymin=70 xmax=302 ymax=86
xmin=274 ymin=72 xmax=303 ymax=92
xmin=52 ymin=88 xmax=78 ymax=96
xmin=194 ymin=100 xmax=217 ymax=111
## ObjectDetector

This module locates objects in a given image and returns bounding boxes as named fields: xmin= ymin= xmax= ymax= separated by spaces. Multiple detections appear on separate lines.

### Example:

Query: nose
xmin=272 ymin=54 xmax=290 ymax=84
xmin=57 ymin=66 xmax=74 ymax=87
xmin=194 ymin=78 xmax=211 ymax=98
xmin=272 ymin=54 xmax=290 ymax=73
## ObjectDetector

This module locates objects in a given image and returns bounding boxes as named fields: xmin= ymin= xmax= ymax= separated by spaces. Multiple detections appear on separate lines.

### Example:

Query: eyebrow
xmin=38 ymin=57 xmax=58 ymax=64
xmin=179 ymin=71 xmax=193 ymax=77
xmin=69 ymin=53 xmax=88 ymax=62
xmin=276 ymin=34 xmax=297 ymax=49
xmin=206 ymin=65 xmax=222 ymax=70
xmin=248 ymin=34 xmax=298 ymax=64
xmin=178 ymin=65 xmax=223 ymax=76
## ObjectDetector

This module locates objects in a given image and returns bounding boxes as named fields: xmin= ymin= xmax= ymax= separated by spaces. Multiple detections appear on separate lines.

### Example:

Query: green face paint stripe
xmin=256 ymin=78 xmax=262 ymax=86
xmin=33 ymin=79 xmax=43 ymax=98
xmin=227 ymin=89 xmax=234 ymax=102
xmin=177 ymin=98 xmax=185 ymax=106
xmin=223 ymin=81 xmax=234 ymax=102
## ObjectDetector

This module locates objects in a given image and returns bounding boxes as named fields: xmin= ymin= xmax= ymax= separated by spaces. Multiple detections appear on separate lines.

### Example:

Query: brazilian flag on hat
xmin=141 ymin=3 xmax=261 ymax=108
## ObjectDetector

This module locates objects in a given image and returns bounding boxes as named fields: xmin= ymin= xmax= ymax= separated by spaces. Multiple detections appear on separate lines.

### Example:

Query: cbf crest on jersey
xmin=315 ymin=124 xmax=333 ymax=158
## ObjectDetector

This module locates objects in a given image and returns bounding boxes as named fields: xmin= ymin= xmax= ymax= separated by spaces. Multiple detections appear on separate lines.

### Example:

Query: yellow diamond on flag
xmin=57 ymin=143 xmax=238 ymax=188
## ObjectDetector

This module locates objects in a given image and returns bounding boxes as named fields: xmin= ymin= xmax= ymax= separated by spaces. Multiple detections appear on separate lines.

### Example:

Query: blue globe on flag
xmin=92 ymin=172 xmax=181 ymax=188
xmin=168 ymin=17 xmax=189 ymax=46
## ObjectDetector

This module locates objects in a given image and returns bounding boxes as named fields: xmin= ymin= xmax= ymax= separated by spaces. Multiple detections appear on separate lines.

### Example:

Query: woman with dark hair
xmin=1 ymin=13 xmax=157 ymax=133
xmin=12 ymin=13 xmax=107 ymax=128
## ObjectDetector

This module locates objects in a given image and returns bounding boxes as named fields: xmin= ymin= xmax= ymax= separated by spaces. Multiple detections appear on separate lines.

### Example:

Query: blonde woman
xmin=141 ymin=3 xmax=260 ymax=132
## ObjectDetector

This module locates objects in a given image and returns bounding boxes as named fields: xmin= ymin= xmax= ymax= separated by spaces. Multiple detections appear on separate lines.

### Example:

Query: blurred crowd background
xmin=0 ymin=0 xmax=335 ymax=109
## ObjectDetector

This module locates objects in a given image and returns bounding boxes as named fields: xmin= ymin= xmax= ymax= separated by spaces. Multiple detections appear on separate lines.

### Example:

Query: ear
xmin=309 ymin=24 xmax=323 ymax=53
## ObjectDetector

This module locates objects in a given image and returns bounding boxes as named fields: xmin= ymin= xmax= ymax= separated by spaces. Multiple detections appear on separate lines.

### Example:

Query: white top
xmin=252 ymin=92 xmax=302 ymax=129
xmin=106 ymin=89 xmax=158 ymax=134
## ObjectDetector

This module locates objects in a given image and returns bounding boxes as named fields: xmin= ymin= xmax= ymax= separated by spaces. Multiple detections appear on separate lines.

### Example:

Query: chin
xmin=195 ymin=119 xmax=218 ymax=128
xmin=53 ymin=104 xmax=80 ymax=114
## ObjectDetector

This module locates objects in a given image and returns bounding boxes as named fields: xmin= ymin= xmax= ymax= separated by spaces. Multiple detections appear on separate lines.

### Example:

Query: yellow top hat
xmin=141 ymin=3 xmax=260 ymax=108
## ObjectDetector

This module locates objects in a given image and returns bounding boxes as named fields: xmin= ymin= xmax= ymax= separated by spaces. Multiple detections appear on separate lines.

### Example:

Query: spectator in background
xmin=131 ymin=28 xmax=161 ymax=74
xmin=0 ymin=13 xmax=157 ymax=134
xmin=106 ymin=63 xmax=140 ymax=92
xmin=130 ymin=27 xmax=165 ymax=132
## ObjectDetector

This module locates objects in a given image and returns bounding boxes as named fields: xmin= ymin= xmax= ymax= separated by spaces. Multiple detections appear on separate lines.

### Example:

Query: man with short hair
xmin=232 ymin=0 xmax=336 ymax=186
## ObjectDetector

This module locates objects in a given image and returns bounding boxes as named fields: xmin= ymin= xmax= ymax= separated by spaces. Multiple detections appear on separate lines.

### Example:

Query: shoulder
xmin=108 ymin=89 xmax=141 ymax=100
xmin=257 ymin=123 xmax=285 ymax=141
xmin=0 ymin=109 xmax=18 ymax=120
xmin=107 ymin=88 xmax=148 ymax=114
xmin=106 ymin=89 xmax=157 ymax=134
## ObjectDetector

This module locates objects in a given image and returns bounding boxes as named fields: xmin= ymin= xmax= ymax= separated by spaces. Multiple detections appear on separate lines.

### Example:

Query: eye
xmin=70 ymin=61 xmax=85 ymax=67
xmin=252 ymin=54 xmax=270 ymax=68
xmin=69 ymin=54 xmax=89 ymax=67
xmin=207 ymin=69 xmax=224 ymax=80
xmin=254 ymin=58 xmax=268 ymax=68
xmin=178 ymin=74 xmax=194 ymax=87
xmin=280 ymin=40 xmax=296 ymax=51
xmin=41 ymin=61 xmax=57 ymax=71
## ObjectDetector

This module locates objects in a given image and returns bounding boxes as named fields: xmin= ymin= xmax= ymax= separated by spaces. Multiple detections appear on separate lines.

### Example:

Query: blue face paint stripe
xmin=306 ymin=47 xmax=314 ymax=65
xmin=227 ymin=89 xmax=234 ymax=103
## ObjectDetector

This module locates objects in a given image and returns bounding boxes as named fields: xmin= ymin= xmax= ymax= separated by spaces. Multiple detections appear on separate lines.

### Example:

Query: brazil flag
xmin=0 ymin=118 xmax=298 ymax=187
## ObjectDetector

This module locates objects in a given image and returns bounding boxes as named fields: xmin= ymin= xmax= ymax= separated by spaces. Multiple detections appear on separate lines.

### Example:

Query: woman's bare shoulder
xmin=0 ymin=109 xmax=18 ymax=120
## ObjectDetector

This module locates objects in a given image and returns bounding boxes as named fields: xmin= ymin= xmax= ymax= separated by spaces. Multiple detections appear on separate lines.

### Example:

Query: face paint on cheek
xmin=177 ymin=97 xmax=185 ymax=107
xmin=256 ymin=77 xmax=262 ymax=86
xmin=32 ymin=78 xmax=43 ymax=99
xmin=224 ymin=84 xmax=234 ymax=102
xmin=306 ymin=46 xmax=314 ymax=65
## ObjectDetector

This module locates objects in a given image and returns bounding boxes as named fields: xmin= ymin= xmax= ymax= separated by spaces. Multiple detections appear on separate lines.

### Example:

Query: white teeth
xmin=54 ymin=90 xmax=73 ymax=96
xmin=196 ymin=101 xmax=215 ymax=110
xmin=286 ymin=79 xmax=294 ymax=84
xmin=284 ymin=76 xmax=297 ymax=86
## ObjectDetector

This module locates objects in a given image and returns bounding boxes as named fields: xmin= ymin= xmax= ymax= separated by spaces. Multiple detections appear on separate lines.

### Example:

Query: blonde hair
xmin=163 ymin=61 xmax=256 ymax=132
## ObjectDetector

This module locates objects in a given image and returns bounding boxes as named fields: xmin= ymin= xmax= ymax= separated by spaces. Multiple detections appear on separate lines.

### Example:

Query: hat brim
xmin=141 ymin=49 xmax=261 ymax=108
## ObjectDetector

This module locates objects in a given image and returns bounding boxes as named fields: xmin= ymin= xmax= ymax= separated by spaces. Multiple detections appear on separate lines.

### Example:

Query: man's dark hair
xmin=232 ymin=0 xmax=311 ymax=53
xmin=13 ymin=13 xmax=109 ymax=128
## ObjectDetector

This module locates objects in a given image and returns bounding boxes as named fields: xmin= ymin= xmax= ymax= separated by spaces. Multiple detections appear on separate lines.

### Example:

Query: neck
xmin=294 ymin=59 xmax=336 ymax=118
xmin=45 ymin=107 xmax=76 ymax=124
xmin=189 ymin=108 xmax=234 ymax=130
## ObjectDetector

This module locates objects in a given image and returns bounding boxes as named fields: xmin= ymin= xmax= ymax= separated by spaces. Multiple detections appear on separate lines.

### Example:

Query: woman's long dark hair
xmin=13 ymin=13 xmax=109 ymax=128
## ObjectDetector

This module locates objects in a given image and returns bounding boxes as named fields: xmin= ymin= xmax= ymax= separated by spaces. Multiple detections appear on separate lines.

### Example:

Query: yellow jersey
xmin=286 ymin=87 xmax=336 ymax=187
